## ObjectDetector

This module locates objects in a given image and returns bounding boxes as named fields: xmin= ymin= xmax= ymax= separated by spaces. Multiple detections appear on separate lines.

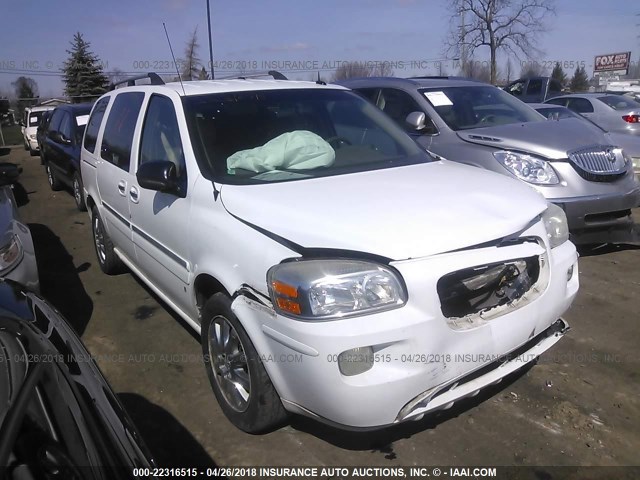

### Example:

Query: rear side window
xmin=101 ymin=92 xmax=145 ymax=170
xmin=526 ymin=79 xmax=543 ymax=96
xmin=567 ymin=98 xmax=594 ymax=114
xmin=84 ymin=97 xmax=110 ymax=153
xmin=48 ymin=109 xmax=65 ymax=133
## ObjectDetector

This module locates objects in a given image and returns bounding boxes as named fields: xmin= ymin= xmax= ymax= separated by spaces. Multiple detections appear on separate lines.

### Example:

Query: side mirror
xmin=137 ymin=161 xmax=184 ymax=197
xmin=405 ymin=111 xmax=427 ymax=131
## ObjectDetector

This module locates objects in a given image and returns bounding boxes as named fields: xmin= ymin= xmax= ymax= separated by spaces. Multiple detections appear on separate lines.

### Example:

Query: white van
xmin=22 ymin=105 xmax=54 ymax=154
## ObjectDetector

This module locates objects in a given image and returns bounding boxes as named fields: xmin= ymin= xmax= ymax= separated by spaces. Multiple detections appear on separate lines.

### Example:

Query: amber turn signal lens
xmin=271 ymin=280 xmax=298 ymax=298
xmin=276 ymin=297 xmax=301 ymax=315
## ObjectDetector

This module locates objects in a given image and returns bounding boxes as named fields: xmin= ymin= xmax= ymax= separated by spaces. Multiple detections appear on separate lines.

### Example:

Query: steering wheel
xmin=326 ymin=136 xmax=352 ymax=149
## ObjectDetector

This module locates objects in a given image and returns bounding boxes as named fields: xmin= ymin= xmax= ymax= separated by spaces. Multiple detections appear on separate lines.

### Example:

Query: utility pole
xmin=460 ymin=11 xmax=468 ymax=72
xmin=206 ymin=0 xmax=215 ymax=79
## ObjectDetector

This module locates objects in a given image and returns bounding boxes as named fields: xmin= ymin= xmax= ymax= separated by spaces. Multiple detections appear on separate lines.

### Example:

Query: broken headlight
xmin=267 ymin=259 xmax=407 ymax=320
xmin=542 ymin=203 xmax=569 ymax=248
xmin=494 ymin=150 xmax=559 ymax=185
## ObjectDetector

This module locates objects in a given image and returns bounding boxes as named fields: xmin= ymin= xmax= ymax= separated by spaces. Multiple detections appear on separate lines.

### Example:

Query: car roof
xmin=336 ymin=76 xmax=488 ymax=90
xmin=112 ymin=79 xmax=346 ymax=97
xmin=29 ymin=105 xmax=55 ymax=112
xmin=55 ymin=103 xmax=94 ymax=114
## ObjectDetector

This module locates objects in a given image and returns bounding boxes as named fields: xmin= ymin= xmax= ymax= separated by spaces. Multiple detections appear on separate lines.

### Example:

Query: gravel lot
xmin=7 ymin=146 xmax=640 ymax=469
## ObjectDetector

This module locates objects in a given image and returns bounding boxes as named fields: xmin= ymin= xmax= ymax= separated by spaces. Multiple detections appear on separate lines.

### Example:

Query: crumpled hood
xmin=220 ymin=161 xmax=547 ymax=260
xmin=457 ymin=119 xmax=608 ymax=160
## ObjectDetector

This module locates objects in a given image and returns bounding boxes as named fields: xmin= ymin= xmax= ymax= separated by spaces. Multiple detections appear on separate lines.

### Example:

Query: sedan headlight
xmin=631 ymin=156 xmax=640 ymax=175
xmin=542 ymin=203 xmax=569 ymax=248
xmin=29 ymin=134 xmax=36 ymax=140
xmin=0 ymin=235 xmax=23 ymax=273
xmin=494 ymin=150 xmax=559 ymax=185
xmin=267 ymin=259 xmax=407 ymax=320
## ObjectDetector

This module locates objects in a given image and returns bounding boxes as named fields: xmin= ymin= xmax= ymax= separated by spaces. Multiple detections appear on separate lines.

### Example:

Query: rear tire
xmin=91 ymin=206 xmax=125 ymax=275
xmin=73 ymin=173 xmax=87 ymax=211
xmin=45 ymin=163 xmax=62 ymax=191
xmin=201 ymin=293 xmax=288 ymax=433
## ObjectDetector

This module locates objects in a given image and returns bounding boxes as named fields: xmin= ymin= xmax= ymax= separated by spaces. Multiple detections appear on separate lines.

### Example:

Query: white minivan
xmin=22 ymin=105 xmax=54 ymax=154
xmin=81 ymin=74 xmax=579 ymax=433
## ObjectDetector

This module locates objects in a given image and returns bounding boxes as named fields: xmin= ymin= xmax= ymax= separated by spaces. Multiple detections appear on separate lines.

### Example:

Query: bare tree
xmin=458 ymin=59 xmax=493 ymax=83
xmin=332 ymin=61 xmax=394 ymax=81
xmin=505 ymin=58 xmax=513 ymax=82
xmin=444 ymin=0 xmax=556 ymax=84
xmin=520 ymin=62 xmax=547 ymax=78
xmin=181 ymin=27 xmax=201 ymax=81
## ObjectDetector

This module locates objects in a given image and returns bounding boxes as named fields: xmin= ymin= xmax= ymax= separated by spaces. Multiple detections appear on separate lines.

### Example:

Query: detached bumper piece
xmin=396 ymin=318 xmax=569 ymax=423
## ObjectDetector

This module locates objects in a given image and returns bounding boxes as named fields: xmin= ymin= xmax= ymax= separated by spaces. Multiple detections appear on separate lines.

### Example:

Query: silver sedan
xmin=544 ymin=93 xmax=640 ymax=136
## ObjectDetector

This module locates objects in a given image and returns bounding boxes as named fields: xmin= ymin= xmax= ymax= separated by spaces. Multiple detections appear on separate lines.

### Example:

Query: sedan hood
xmin=457 ymin=119 xmax=608 ymax=159
xmin=220 ymin=161 xmax=547 ymax=260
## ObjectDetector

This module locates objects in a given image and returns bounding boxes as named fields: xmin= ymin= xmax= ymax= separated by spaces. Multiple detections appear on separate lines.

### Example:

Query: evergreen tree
xmin=569 ymin=66 xmax=589 ymax=92
xmin=551 ymin=62 xmax=567 ymax=87
xmin=62 ymin=32 xmax=109 ymax=103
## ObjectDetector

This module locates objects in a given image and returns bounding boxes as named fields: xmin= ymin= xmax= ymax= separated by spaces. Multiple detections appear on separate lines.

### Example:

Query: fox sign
xmin=594 ymin=52 xmax=631 ymax=75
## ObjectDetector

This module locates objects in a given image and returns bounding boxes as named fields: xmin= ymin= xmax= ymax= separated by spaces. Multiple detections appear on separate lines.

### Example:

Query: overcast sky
xmin=0 ymin=0 xmax=638 ymax=97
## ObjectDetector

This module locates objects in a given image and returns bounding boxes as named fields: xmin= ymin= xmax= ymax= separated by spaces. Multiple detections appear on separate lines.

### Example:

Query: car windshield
xmin=598 ymin=95 xmax=640 ymax=111
xmin=419 ymin=86 xmax=544 ymax=131
xmin=183 ymin=88 xmax=428 ymax=184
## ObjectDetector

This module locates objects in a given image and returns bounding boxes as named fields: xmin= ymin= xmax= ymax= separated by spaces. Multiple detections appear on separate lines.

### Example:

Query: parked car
xmin=533 ymin=103 xmax=640 ymax=176
xmin=504 ymin=76 xmax=564 ymax=103
xmin=0 ymin=279 xmax=155 ymax=477
xmin=41 ymin=103 xmax=93 ymax=211
xmin=81 ymin=73 xmax=578 ymax=433
xmin=544 ymin=93 xmax=640 ymax=136
xmin=35 ymin=109 xmax=52 ymax=161
xmin=21 ymin=105 xmax=55 ymax=155
xmin=338 ymin=77 xmax=640 ymax=244
xmin=0 ymin=163 xmax=39 ymax=291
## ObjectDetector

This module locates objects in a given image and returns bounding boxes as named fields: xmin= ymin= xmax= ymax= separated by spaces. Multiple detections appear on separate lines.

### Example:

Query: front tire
xmin=45 ymin=163 xmax=62 ymax=191
xmin=73 ymin=173 xmax=87 ymax=211
xmin=201 ymin=293 xmax=287 ymax=433
xmin=91 ymin=206 xmax=125 ymax=274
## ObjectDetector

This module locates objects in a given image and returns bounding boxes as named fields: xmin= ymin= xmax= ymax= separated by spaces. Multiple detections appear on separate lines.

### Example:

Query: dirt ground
xmin=7 ymin=146 xmax=640 ymax=469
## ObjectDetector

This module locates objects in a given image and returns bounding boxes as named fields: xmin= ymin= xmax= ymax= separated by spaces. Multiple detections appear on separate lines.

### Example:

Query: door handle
xmin=129 ymin=186 xmax=139 ymax=204
xmin=117 ymin=180 xmax=126 ymax=196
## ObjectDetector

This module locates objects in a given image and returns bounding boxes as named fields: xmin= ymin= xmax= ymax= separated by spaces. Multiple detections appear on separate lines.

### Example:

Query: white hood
xmin=220 ymin=161 xmax=548 ymax=260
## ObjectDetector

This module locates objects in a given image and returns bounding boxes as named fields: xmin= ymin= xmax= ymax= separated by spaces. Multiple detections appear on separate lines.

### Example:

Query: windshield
xmin=183 ymin=88 xmax=427 ymax=184
xmin=598 ymin=95 xmax=640 ymax=111
xmin=419 ymin=86 xmax=544 ymax=131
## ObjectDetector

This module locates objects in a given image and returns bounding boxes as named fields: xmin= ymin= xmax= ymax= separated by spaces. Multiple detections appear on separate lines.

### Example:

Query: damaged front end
xmin=436 ymin=240 xmax=549 ymax=330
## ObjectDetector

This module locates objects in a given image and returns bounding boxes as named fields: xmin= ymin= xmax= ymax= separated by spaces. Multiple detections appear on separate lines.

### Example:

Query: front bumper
xmin=232 ymin=225 xmax=578 ymax=429
xmin=551 ymin=185 xmax=640 ymax=244
xmin=28 ymin=138 xmax=39 ymax=151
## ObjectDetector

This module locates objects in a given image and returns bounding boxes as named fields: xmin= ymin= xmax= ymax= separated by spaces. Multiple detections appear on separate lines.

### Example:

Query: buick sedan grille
xmin=568 ymin=145 xmax=627 ymax=182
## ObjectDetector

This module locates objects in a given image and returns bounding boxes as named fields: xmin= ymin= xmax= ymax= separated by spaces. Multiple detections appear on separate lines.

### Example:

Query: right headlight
xmin=542 ymin=203 xmax=569 ymax=249
xmin=267 ymin=259 xmax=407 ymax=320
xmin=0 ymin=235 xmax=24 ymax=273
xmin=631 ymin=156 xmax=640 ymax=175
xmin=494 ymin=150 xmax=559 ymax=185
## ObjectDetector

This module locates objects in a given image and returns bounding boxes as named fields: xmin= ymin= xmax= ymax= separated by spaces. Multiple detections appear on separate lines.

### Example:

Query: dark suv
xmin=41 ymin=103 xmax=93 ymax=210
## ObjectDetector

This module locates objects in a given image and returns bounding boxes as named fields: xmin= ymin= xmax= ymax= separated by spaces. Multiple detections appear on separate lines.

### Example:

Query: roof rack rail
xmin=110 ymin=73 xmax=165 ymax=90
xmin=218 ymin=70 xmax=288 ymax=81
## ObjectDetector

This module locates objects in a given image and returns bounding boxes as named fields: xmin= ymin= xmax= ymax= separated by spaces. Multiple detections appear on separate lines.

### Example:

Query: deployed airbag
xmin=227 ymin=130 xmax=335 ymax=173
